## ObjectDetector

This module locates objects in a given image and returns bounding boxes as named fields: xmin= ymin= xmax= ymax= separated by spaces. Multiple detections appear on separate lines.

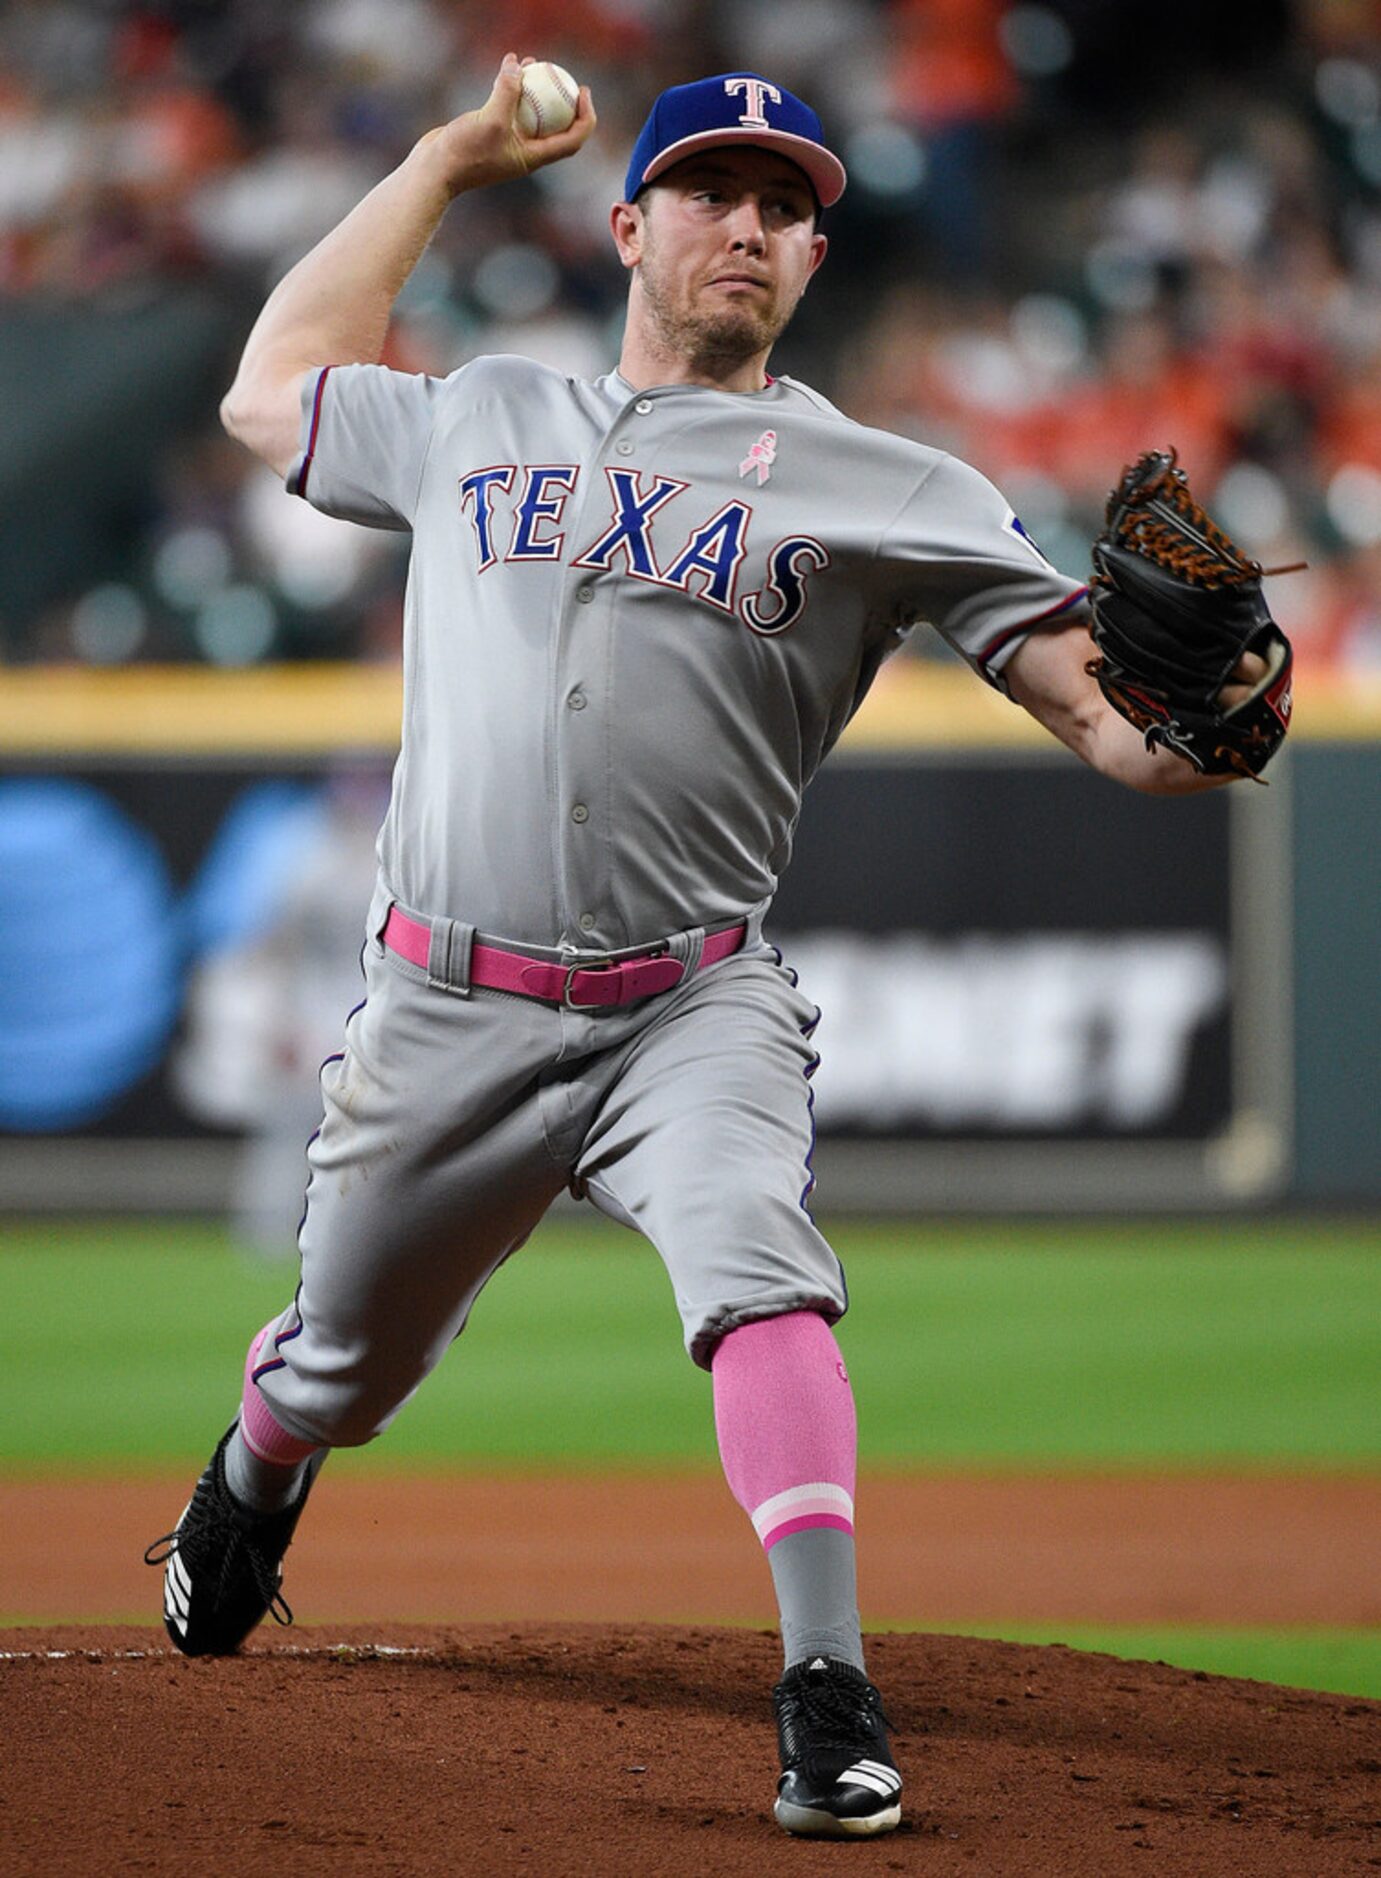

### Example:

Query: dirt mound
xmin=4 ymin=1623 xmax=1377 ymax=1875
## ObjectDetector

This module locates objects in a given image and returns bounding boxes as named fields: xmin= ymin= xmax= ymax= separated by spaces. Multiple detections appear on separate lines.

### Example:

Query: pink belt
xmin=383 ymin=907 xmax=747 ymax=1010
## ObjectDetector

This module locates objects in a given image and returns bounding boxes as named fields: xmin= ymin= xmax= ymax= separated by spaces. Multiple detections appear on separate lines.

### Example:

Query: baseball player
xmin=147 ymin=58 xmax=1282 ymax=1840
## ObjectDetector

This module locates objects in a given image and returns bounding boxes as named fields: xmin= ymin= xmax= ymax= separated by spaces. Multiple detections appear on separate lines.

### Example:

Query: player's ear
xmin=610 ymin=199 xmax=645 ymax=270
xmin=804 ymin=230 xmax=828 ymax=283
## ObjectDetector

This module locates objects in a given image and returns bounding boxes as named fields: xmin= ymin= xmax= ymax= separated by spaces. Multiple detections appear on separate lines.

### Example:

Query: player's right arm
xmin=219 ymin=54 xmax=594 ymax=477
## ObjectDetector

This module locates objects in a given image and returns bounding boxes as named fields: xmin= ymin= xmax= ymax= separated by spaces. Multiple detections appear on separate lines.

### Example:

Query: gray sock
xmin=222 ymin=1422 xmax=317 ymax=1514
xmin=768 ymin=1526 xmax=865 ymax=1673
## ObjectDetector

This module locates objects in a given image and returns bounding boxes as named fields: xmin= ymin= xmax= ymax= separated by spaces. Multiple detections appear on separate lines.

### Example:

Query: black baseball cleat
xmin=143 ymin=1423 xmax=318 ymax=1656
xmin=772 ymin=1655 xmax=903 ymax=1838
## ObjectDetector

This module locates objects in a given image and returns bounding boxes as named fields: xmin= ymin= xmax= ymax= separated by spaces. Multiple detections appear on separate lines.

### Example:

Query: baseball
xmin=516 ymin=61 xmax=579 ymax=138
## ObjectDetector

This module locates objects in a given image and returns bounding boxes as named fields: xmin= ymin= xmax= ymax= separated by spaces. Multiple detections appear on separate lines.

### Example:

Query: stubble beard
xmin=637 ymin=240 xmax=793 ymax=377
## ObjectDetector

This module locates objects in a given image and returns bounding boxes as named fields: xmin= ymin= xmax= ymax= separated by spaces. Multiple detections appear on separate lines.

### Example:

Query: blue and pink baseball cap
xmin=624 ymin=73 xmax=847 ymax=210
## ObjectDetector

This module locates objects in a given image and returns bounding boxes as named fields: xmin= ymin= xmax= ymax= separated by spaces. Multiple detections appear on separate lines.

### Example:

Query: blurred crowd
xmin=3 ymin=0 xmax=1381 ymax=675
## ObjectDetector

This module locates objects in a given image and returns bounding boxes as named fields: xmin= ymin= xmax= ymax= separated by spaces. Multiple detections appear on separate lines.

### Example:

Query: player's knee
xmin=257 ymin=1372 xmax=399 ymax=1451
xmin=688 ymin=1291 xmax=845 ymax=1371
xmin=314 ymin=1407 xmax=389 ymax=1450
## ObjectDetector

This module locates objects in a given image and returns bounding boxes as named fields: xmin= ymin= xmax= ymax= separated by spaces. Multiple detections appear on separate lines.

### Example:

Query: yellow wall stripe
xmin=0 ymin=662 xmax=1376 ymax=757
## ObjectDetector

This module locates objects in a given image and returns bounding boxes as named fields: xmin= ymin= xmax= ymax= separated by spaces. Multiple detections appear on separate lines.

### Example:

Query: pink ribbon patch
xmin=739 ymin=429 xmax=778 ymax=485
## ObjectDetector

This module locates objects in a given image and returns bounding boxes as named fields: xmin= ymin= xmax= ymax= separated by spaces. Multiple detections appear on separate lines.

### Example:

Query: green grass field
xmin=3 ymin=1213 xmax=1377 ymax=1694
xmin=3 ymin=1214 xmax=1376 ymax=1469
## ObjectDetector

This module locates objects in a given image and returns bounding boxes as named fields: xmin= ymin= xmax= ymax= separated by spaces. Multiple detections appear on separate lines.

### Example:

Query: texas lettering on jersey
xmin=458 ymin=463 xmax=830 ymax=636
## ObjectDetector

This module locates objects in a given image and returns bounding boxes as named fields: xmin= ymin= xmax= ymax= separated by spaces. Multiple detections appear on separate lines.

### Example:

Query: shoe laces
xmin=143 ymin=1490 xmax=295 ymax=1628
xmin=775 ymin=1666 xmax=889 ymax=1754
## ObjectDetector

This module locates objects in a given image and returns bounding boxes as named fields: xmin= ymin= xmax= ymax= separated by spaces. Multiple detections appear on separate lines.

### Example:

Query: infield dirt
xmin=4 ymin=1468 xmax=1381 ymax=1873
xmin=3 ymin=1469 xmax=1377 ymax=1627
xmin=5 ymin=1622 xmax=1380 ymax=1875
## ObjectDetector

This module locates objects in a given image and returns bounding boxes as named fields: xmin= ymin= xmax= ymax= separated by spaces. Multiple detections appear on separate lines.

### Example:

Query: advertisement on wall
xmin=0 ymin=752 xmax=1286 ymax=1211
xmin=771 ymin=763 xmax=1234 ymax=1145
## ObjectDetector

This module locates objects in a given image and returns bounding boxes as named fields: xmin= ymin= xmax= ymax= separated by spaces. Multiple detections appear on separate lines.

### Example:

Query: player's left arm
xmin=1006 ymin=621 xmax=1266 ymax=795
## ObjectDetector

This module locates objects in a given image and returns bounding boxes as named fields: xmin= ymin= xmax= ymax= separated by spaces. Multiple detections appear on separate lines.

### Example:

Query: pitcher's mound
xmin=4 ymin=1623 xmax=1377 ymax=1875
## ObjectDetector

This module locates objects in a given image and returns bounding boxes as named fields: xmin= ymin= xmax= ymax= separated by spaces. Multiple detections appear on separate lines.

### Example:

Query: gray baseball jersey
xmin=248 ymin=355 xmax=1091 ymax=1443
xmin=289 ymin=357 xmax=1088 ymax=950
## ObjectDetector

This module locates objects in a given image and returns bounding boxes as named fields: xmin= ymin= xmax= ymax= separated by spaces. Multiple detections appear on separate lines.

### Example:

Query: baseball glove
xmin=1087 ymin=448 xmax=1296 ymax=781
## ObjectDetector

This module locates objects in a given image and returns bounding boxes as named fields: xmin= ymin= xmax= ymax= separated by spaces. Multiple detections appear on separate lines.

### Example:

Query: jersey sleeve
xmin=881 ymin=454 xmax=1090 ymax=693
xmin=286 ymin=363 xmax=445 ymax=531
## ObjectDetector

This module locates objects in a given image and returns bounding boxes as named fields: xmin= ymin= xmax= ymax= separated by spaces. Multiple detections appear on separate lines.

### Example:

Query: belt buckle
xmin=561 ymin=954 xmax=618 ymax=1011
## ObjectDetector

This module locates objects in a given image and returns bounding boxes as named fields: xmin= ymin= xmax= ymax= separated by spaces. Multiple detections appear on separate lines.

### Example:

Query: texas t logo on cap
xmin=724 ymin=77 xmax=781 ymax=128
xmin=624 ymin=72 xmax=847 ymax=209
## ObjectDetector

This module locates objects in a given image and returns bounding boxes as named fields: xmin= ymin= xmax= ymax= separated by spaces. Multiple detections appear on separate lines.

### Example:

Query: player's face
xmin=620 ymin=149 xmax=828 ymax=373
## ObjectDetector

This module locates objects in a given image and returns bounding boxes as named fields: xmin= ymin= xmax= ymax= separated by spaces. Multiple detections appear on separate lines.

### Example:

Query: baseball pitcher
xmin=148 ymin=56 xmax=1291 ymax=1839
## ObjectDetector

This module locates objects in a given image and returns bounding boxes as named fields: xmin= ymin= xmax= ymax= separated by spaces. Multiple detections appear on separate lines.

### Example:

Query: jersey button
xmin=571 ymin=803 xmax=589 ymax=823
xmin=634 ymin=398 xmax=653 ymax=414
xmin=615 ymin=439 xmax=633 ymax=455
xmin=568 ymin=691 xmax=587 ymax=710
xmin=576 ymin=585 xmax=594 ymax=604
xmin=579 ymin=912 xmax=597 ymax=932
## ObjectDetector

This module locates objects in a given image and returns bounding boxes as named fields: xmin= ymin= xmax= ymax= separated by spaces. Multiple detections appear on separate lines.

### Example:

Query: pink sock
xmin=711 ymin=1312 xmax=856 ymax=1549
xmin=240 ymin=1325 xmax=319 ymax=1466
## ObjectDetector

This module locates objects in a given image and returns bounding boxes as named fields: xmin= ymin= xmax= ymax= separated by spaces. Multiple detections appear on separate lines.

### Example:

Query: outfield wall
xmin=1 ymin=663 xmax=1376 ymax=1212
